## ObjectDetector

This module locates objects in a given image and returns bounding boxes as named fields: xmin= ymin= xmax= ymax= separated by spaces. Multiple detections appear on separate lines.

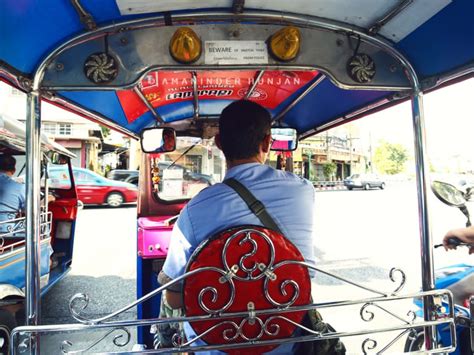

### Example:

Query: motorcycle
xmin=404 ymin=180 xmax=474 ymax=354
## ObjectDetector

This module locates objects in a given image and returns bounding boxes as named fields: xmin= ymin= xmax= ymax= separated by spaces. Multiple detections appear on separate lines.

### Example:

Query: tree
xmin=373 ymin=141 xmax=408 ymax=174
xmin=101 ymin=125 xmax=111 ymax=138
xmin=322 ymin=161 xmax=337 ymax=181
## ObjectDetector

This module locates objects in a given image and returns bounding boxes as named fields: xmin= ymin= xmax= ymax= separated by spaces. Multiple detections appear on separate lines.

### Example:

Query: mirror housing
xmin=140 ymin=127 xmax=176 ymax=153
xmin=270 ymin=127 xmax=298 ymax=151
xmin=431 ymin=180 xmax=466 ymax=207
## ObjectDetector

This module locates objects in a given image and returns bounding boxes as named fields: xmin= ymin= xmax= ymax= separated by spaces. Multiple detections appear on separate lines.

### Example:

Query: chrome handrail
xmin=0 ymin=211 xmax=52 ymax=255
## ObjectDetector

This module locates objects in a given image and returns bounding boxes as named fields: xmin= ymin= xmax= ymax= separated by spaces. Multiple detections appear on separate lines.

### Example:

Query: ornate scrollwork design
xmin=347 ymin=54 xmax=376 ymax=83
xmin=389 ymin=268 xmax=406 ymax=294
xmin=221 ymin=229 xmax=276 ymax=282
xmin=60 ymin=327 xmax=130 ymax=354
xmin=264 ymin=274 xmax=300 ymax=308
xmin=198 ymin=275 xmax=236 ymax=315
xmin=84 ymin=53 xmax=118 ymax=84
xmin=362 ymin=338 xmax=377 ymax=354
xmin=69 ymin=293 xmax=93 ymax=323
xmin=360 ymin=302 xmax=416 ymax=325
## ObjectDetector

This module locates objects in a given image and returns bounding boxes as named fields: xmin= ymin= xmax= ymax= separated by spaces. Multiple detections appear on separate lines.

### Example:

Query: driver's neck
xmin=226 ymin=155 xmax=265 ymax=169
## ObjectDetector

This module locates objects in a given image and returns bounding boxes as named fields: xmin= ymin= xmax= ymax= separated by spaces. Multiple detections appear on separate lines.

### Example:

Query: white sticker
xmin=205 ymin=41 xmax=268 ymax=65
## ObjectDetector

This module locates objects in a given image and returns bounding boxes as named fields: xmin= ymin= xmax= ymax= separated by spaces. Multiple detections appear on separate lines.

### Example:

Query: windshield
xmin=153 ymin=137 xmax=225 ymax=201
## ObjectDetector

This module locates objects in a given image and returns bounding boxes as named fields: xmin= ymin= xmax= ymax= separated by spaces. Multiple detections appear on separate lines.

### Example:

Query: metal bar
xmin=273 ymin=74 xmax=326 ymax=123
xmin=70 ymin=0 xmax=97 ymax=30
xmin=411 ymin=90 xmax=437 ymax=350
xmin=368 ymin=0 xmax=413 ymax=35
xmin=25 ymin=90 xmax=42 ymax=354
xmin=245 ymin=70 xmax=265 ymax=99
xmin=191 ymin=71 xmax=199 ymax=119
xmin=11 ymin=319 xmax=455 ymax=355
xmin=132 ymin=86 xmax=164 ymax=124
xmin=11 ymin=288 xmax=454 ymax=332
xmin=470 ymin=296 xmax=474 ymax=353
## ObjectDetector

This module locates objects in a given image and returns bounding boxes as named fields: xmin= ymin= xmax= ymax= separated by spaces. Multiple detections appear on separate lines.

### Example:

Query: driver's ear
xmin=262 ymin=134 xmax=272 ymax=153
xmin=215 ymin=134 xmax=222 ymax=150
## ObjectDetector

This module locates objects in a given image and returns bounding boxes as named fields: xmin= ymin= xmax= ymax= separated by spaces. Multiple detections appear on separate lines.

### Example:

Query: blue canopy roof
xmin=1 ymin=0 xmax=473 ymax=137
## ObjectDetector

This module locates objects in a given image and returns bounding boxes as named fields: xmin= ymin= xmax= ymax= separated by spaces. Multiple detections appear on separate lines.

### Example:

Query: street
xmin=40 ymin=182 xmax=473 ymax=353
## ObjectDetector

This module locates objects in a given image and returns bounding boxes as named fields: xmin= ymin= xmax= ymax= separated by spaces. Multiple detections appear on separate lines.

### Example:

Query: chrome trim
xmin=191 ymin=71 xmax=199 ymax=119
xmin=132 ymin=86 xmax=164 ymax=124
xmin=411 ymin=91 xmax=437 ymax=349
xmin=368 ymin=0 xmax=413 ymax=35
xmin=273 ymin=74 xmax=326 ymax=123
xmin=244 ymin=70 xmax=265 ymax=99
xmin=11 ymin=289 xmax=456 ymax=354
xmin=60 ymin=327 xmax=130 ymax=354
xmin=25 ymin=90 xmax=42 ymax=354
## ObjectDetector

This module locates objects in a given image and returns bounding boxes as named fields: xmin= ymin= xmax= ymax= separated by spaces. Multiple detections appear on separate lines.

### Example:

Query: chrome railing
xmin=9 ymin=227 xmax=458 ymax=354
xmin=0 ymin=211 xmax=52 ymax=254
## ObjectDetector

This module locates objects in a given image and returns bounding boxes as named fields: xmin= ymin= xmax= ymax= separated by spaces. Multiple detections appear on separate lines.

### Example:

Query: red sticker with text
xmin=117 ymin=70 xmax=318 ymax=122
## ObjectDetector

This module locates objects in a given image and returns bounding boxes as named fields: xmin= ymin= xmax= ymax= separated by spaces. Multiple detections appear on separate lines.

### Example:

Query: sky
xmin=350 ymin=78 xmax=474 ymax=171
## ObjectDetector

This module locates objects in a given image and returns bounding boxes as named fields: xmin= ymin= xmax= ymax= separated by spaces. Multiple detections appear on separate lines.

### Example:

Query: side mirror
xmin=140 ymin=127 xmax=176 ymax=153
xmin=431 ymin=181 xmax=466 ymax=207
xmin=270 ymin=127 xmax=298 ymax=151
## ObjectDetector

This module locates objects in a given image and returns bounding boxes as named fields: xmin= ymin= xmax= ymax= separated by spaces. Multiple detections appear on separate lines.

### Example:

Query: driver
xmin=0 ymin=155 xmax=26 ymax=232
xmin=158 ymin=100 xmax=316 ymax=354
xmin=0 ymin=154 xmax=55 ymax=234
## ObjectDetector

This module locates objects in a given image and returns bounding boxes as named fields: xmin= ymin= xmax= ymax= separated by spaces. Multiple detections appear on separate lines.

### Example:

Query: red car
xmin=49 ymin=167 xmax=138 ymax=207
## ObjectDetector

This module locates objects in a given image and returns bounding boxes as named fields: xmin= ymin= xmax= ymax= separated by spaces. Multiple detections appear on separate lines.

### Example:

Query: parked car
xmin=344 ymin=173 xmax=385 ymax=190
xmin=49 ymin=167 xmax=138 ymax=207
xmin=107 ymin=169 xmax=138 ymax=182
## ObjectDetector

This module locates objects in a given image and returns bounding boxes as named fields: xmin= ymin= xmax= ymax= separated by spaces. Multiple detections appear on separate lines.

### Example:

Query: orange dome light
xmin=169 ymin=27 xmax=202 ymax=64
xmin=269 ymin=26 xmax=301 ymax=62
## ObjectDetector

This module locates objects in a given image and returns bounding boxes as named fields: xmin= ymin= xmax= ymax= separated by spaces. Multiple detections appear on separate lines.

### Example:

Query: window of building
xmin=42 ymin=123 xmax=57 ymax=135
xmin=58 ymin=123 xmax=72 ymax=135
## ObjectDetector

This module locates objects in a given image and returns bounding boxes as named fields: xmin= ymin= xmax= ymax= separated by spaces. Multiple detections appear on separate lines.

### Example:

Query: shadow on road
xmin=42 ymin=275 xmax=136 ymax=324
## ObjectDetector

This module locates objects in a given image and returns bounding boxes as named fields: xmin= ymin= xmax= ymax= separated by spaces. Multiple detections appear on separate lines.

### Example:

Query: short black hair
xmin=0 ymin=155 xmax=16 ymax=172
xmin=219 ymin=100 xmax=271 ymax=160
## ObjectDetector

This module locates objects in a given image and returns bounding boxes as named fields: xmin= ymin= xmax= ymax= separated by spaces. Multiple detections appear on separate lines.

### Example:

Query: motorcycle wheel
xmin=404 ymin=328 xmax=425 ymax=352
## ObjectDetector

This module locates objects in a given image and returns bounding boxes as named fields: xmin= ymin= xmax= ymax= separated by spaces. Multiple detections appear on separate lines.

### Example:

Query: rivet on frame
xmin=347 ymin=53 xmax=376 ymax=83
xmin=84 ymin=53 xmax=119 ymax=84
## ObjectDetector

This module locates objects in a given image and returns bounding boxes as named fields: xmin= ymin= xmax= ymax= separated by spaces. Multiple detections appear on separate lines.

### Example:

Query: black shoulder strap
xmin=224 ymin=178 xmax=283 ymax=234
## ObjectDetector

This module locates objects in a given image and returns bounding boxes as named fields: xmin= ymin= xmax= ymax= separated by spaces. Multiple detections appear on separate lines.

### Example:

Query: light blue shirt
xmin=163 ymin=163 xmax=315 ymax=354
xmin=0 ymin=173 xmax=25 ymax=232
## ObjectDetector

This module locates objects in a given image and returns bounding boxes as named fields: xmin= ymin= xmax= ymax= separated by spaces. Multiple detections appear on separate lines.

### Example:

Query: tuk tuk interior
xmin=1 ymin=0 xmax=474 ymax=353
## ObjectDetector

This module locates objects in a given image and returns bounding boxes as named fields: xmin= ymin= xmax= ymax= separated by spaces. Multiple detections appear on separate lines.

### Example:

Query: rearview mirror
xmin=140 ymin=127 xmax=176 ymax=153
xmin=431 ymin=180 xmax=466 ymax=207
xmin=270 ymin=127 xmax=298 ymax=151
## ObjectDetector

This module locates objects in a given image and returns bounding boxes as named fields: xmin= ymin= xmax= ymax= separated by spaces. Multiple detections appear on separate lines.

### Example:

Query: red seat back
xmin=184 ymin=225 xmax=311 ymax=354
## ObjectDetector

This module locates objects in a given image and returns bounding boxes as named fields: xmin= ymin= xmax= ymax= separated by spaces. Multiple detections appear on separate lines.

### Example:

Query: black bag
xmin=295 ymin=308 xmax=346 ymax=355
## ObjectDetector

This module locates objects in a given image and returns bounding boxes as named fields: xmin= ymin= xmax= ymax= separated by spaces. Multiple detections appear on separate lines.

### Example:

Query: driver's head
xmin=217 ymin=100 xmax=271 ymax=161
xmin=0 ymin=155 xmax=16 ymax=175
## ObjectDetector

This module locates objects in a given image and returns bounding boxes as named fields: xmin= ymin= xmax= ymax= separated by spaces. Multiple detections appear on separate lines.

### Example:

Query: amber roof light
xmin=169 ymin=27 xmax=202 ymax=64
xmin=269 ymin=26 xmax=301 ymax=62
